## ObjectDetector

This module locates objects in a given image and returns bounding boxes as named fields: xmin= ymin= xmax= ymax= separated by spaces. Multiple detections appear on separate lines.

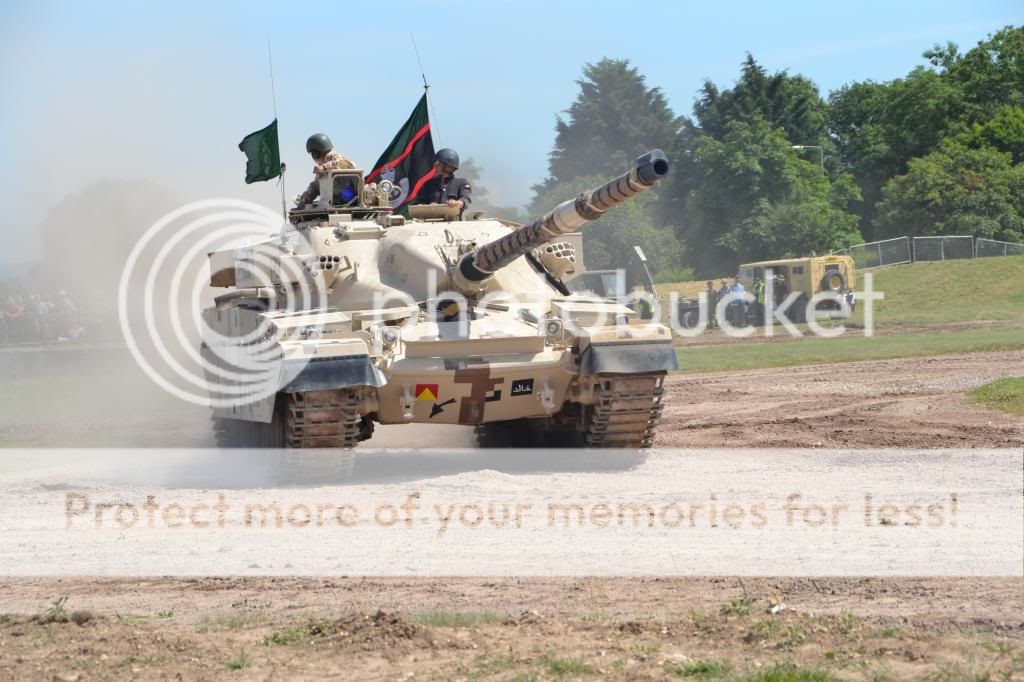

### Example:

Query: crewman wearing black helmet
xmin=295 ymin=133 xmax=355 ymax=206
xmin=421 ymin=148 xmax=472 ymax=217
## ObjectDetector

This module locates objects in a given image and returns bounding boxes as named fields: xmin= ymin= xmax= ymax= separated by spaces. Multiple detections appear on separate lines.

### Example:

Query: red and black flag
xmin=366 ymin=94 xmax=435 ymax=212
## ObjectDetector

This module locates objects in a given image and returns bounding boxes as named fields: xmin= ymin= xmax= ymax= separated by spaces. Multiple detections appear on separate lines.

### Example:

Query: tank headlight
xmin=545 ymin=320 xmax=562 ymax=336
xmin=381 ymin=327 xmax=400 ymax=345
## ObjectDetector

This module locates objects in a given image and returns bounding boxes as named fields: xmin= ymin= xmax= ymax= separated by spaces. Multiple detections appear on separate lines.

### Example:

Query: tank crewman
xmin=421 ymin=148 xmax=472 ymax=216
xmin=295 ymin=133 xmax=355 ymax=206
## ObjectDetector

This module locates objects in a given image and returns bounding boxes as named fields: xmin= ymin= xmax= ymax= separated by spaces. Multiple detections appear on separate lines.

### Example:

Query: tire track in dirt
xmin=658 ymin=351 xmax=1024 ymax=447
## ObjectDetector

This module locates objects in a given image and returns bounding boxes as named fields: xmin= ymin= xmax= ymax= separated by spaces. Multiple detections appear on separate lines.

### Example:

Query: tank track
xmin=284 ymin=390 xmax=363 ymax=448
xmin=212 ymin=389 xmax=367 ymax=449
xmin=584 ymin=373 xmax=665 ymax=448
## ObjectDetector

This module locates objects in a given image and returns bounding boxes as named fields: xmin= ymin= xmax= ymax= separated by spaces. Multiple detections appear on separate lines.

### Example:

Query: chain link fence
xmin=836 ymin=236 xmax=912 ymax=269
xmin=912 ymin=236 xmax=975 ymax=262
xmin=975 ymin=238 xmax=1024 ymax=259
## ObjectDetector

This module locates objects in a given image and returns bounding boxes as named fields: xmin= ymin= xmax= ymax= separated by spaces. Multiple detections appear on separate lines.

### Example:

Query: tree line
xmin=499 ymin=25 xmax=1024 ymax=279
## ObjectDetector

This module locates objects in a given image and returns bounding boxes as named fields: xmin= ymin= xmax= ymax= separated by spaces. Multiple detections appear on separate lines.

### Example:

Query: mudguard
xmin=279 ymin=354 xmax=386 ymax=392
xmin=580 ymin=340 xmax=679 ymax=375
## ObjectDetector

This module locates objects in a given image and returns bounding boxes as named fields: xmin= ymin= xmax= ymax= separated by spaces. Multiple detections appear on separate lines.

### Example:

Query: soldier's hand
xmin=446 ymin=199 xmax=464 ymax=209
xmin=313 ymin=164 xmax=326 ymax=175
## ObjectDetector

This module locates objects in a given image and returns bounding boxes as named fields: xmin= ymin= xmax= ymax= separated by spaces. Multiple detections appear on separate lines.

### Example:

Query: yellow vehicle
xmin=737 ymin=254 xmax=856 ymax=323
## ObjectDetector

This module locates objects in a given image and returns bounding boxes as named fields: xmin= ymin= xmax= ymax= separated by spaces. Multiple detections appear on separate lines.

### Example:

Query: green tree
xmin=829 ymin=26 xmax=1024 ymax=240
xmin=533 ymin=58 xmax=681 ymax=206
xmin=694 ymin=54 xmax=828 ymax=148
xmin=875 ymin=141 xmax=1024 ymax=242
xmin=928 ymin=26 xmax=1024 ymax=121
xmin=684 ymin=118 xmax=861 ymax=275
xmin=828 ymin=67 xmax=966 ymax=240
xmin=531 ymin=175 xmax=683 ymax=276
xmin=958 ymin=105 xmax=1024 ymax=163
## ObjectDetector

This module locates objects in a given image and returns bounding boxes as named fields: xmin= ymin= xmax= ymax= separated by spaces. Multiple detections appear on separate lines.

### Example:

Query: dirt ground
xmin=1 ymin=577 xmax=1022 ymax=680
xmin=1 ymin=350 xmax=1022 ymax=680
xmin=659 ymin=350 xmax=1024 ymax=448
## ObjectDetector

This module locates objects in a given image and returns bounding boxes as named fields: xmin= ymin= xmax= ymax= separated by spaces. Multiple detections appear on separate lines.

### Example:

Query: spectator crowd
xmin=1 ymin=289 xmax=86 ymax=344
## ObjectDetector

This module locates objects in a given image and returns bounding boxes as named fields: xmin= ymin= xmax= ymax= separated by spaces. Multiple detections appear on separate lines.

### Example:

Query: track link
xmin=584 ymin=373 xmax=665 ymax=448
xmin=285 ymin=390 xmax=362 ymax=449
xmin=212 ymin=389 xmax=367 ymax=449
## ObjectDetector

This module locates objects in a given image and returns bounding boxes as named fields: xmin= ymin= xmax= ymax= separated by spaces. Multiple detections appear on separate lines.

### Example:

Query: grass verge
xmin=677 ymin=326 xmax=1024 ymax=374
xmin=970 ymin=377 xmax=1024 ymax=416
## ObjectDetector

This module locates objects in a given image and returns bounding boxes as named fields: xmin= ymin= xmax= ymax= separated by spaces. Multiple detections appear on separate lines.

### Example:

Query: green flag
xmin=238 ymin=119 xmax=281 ymax=184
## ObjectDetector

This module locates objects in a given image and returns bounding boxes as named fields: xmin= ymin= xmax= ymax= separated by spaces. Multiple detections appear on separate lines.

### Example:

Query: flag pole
xmin=411 ymin=33 xmax=440 ymax=147
xmin=267 ymin=38 xmax=287 ymax=221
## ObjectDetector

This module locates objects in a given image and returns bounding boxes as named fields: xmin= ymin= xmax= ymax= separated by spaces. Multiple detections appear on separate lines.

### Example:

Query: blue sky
xmin=0 ymin=0 xmax=1020 ymax=261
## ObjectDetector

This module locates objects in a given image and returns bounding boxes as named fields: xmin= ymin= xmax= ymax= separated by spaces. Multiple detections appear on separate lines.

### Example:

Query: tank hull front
xmin=376 ymin=350 xmax=573 ymax=425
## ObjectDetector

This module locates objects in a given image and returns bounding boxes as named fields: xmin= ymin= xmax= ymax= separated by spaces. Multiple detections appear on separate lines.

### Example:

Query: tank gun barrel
xmin=454 ymin=150 xmax=670 ymax=290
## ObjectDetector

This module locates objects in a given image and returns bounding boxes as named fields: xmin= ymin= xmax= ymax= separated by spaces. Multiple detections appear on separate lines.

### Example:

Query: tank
xmin=203 ymin=150 xmax=676 ymax=448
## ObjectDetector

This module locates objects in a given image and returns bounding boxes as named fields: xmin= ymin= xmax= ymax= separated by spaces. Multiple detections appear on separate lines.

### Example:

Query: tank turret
xmin=452 ymin=150 xmax=669 ymax=292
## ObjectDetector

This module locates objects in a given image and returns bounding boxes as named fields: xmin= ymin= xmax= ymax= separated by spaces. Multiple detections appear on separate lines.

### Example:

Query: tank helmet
xmin=306 ymin=133 xmax=333 ymax=157
xmin=435 ymin=148 xmax=460 ymax=170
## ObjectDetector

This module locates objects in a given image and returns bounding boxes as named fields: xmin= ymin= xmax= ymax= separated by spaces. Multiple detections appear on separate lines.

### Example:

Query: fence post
xmin=878 ymin=242 xmax=883 ymax=266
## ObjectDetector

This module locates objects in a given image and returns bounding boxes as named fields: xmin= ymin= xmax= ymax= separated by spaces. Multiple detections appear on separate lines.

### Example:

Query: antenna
xmin=267 ymin=38 xmax=287 ymax=221
xmin=411 ymin=32 xmax=441 ymax=148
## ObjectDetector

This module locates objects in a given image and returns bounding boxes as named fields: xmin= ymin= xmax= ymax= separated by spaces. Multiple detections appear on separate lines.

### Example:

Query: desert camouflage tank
xmin=203 ymin=150 xmax=676 ymax=448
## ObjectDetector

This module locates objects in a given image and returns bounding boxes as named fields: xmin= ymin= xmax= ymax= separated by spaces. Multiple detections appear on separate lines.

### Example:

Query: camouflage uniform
xmin=296 ymin=150 xmax=355 ymax=205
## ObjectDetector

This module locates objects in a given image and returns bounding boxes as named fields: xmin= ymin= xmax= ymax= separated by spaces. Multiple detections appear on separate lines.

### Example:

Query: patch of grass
xmin=224 ymin=650 xmax=251 ymax=671
xmin=689 ymin=609 xmax=715 ymax=632
xmin=836 ymin=612 xmax=861 ymax=636
xmin=470 ymin=652 xmax=524 ymax=676
xmin=0 ymin=613 xmax=13 ymax=624
xmin=265 ymin=626 xmax=305 ymax=646
xmin=747 ymin=618 xmax=781 ymax=641
xmin=156 ymin=610 xmax=174 ymax=619
xmin=665 ymin=659 xmax=728 ymax=678
xmin=678 ymin=326 xmax=1024 ymax=374
xmin=117 ymin=654 xmax=167 ymax=668
xmin=411 ymin=610 xmax=501 ymax=628
xmin=928 ymin=659 xmax=995 ymax=682
xmin=263 ymin=617 xmax=333 ymax=645
xmin=782 ymin=626 xmax=810 ymax=648
xmin=43 ymin=596 xmax=69 ymax=623
xmin=542 ymin=655 xmax=595 ymax=676
xmin=738 ymin=662 xmax=840 ymax=681
xmin=196 ymin=609 xmax=266 ymax=633
xmin=851 ymin=257 xmax=1024 ymax=326
xmin=874 ymin=627 xmax=902 ymax=638
xmin=721 ymin=596 xmax=755 ymax=617
xmin=970 ymin=377 xmax=1024 ymax=416
xmin=632 ymin=643 xmax=660 ymax=657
